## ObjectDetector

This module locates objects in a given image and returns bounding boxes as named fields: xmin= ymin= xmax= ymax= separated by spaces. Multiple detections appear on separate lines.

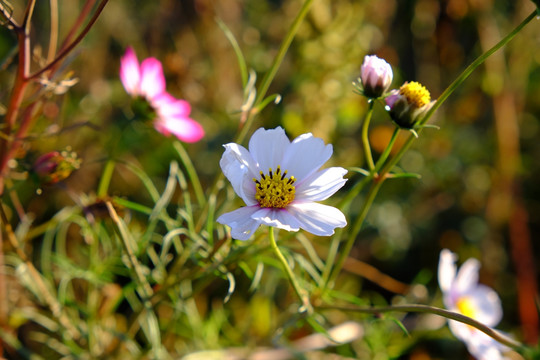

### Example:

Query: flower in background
xmin=438 ymin=249 xmax=509 ymax=360
xmin=217 ymin=127 xmax=347 ymax=240
xmin=359 ymin=55 xmax=393 ymax=98
xmin=32 ymin=149 xmax=81 ymax=185
xmin=385 ymin=81 xmax=435 ymax=130
xmin=119 ymin=47 xmax=204 ymax=143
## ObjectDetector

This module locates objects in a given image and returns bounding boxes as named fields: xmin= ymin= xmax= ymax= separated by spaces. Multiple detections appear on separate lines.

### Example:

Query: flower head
xmin=120 ymin=47 xmax=204 ymax=143
xmin=385 ymin=81 xmax=435 ymax=129
xmin=438 ymin=249 xmax=509 ymax=360
xmin=217 ymin=127 xmax=347 ymax=240
xmin=360 ymin=55 xmax=393 ymax=98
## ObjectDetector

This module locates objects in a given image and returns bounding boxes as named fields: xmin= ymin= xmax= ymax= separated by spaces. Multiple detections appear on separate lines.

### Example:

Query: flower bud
xmin=33 ymin=149 xmax=81 ymax=185
xmin=385 ymin=81 xmax=434 ymax=129
xmin=360 ymin=55 xmax=393 ymax=98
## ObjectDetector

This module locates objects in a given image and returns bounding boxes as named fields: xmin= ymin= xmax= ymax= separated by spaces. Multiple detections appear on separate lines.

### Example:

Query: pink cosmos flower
xmin=120 ymin=47 xmax=204 ymax=143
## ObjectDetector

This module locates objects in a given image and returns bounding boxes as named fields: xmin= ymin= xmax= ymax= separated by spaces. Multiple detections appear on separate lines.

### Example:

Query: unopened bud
xmin=360 ymin=55 xmax=393 ymax=98
xmin=33 ymin=150 xmax=81 ymax=185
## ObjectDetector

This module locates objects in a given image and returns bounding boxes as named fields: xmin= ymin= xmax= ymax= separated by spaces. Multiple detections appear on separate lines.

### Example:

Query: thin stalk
xmin=320 ymin=227 xmax=342 ymax=287
xmin=324 ymin=127 xmax=399 ymax=287
xmin=97 ymin=159 xmax=115 ymax=197
xmin=325 ymin=10 xmax=537 ymax=287
xmin=0 ymin=231 xmax=7 ymax=341
xmin=361 ymin=100 xmax=376 ymax=171
xmin=316 ymin=303 xmax=523 ymax=350
xmin=0 ymin=2 xmax=20 ymax=28
xmin=373 ymin=127 xmax=400 ymax=173
xmin=327 ymin=180 xmax=384 ymax=287
xmin=47 ymin=0 xmax=59 ymax=63
xmin=195 ymin=0 xmax=314 ymax=233
xmin=0 ymin=207 xmax=82 ymax=342
xmin=28 ymin=0 xmax=109 ymax=80
xmin=173 ymin=142 xmax=205 ymax=207
xmin=106 ymin=201 xmax=154 ymax=301
xmin=269 ymin=227 xmax=313 ymax=314
xmin=235 ymin=0 xmax=314 ymax=146
xmin=381 ymin=9 xmax=538 ymax=179
xmin=0 ymin=1 xmax=34 ymax=194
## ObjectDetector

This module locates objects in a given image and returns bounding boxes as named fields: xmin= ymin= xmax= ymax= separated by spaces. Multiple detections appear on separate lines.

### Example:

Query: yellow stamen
xmin=399 ymin=81 xmax=431 ymax=108
xmin=253 ymin=166 xmax=296 ymax=208
xmin=456 ymin=297 xmax=476 ymax=319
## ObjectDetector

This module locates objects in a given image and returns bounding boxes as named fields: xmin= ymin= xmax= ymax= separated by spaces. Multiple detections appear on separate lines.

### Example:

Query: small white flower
xmin=438 ymin=249 xmax=509 ymax=360
xmin=217 ymin=127 xmax=347 ymax=240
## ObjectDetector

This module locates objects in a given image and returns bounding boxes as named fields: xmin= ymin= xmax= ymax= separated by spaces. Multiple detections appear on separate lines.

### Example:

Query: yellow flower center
xmin=456 ymin=297 xmax=476 ymax=318
xmin=253 ymin=166 xmax=296 ymax=208
xmin=399 ymin=81 xmax=431 ymax=108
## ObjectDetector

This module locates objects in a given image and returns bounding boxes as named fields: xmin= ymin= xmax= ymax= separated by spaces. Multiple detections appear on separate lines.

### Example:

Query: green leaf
xmin=216 ymin=18 xmax=248 ymax=86
xmin=348 ymin=167 xmax=371 ymax=176
xmin=388 ymin=172 xmax=422 ymax=180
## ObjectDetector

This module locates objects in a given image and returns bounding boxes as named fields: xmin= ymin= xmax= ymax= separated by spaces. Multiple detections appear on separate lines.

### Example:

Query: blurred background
xmin=1 ymin=0 xmax=540 ymax=358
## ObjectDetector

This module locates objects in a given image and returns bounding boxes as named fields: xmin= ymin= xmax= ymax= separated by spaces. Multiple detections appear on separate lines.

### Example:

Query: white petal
xmin=286 ymin=201 xmax=346 ymax=236
xmin=464 ymin=329 xmax=508 ymax=360
xmin=220 ymin=143 xmax=258 ymax=206
xmin=217 ymin=206 xmax=261 ymax=241
xmin=281 ymin=133 xmax=333 ymax=183
xmin=296 ymin=167 xmax=347 ymax=201
xmin=438 ymin=249 xmax=457 ymax=294
xmin=464 ymin=285 xmax=503 ymax=327
xmin=248 ymin=127 xmax=290 ymax=172
xmin=454 ymin=258 xmax=480 ymax=294
xmin=252 ymin=208 xmax=301 ymax=232
xmin=448 ymin=320 xmax=472 ymax=342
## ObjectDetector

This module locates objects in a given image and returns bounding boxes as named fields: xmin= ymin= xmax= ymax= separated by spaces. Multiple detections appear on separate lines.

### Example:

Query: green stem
xmin=316 ymin=303 xmax=523 ymax=350
xmin=235 ymin=0 xmax=314 ymax=146
xmin=269 ymin=227 xmax=313 ymax=314
xmin=320 ymin=227 xmax=342 ymax=287
xmin=361 ymin=100 xmax=376 ymax=170
xmin=196 ymin=0 xmax=314 ymax=234
xmin=327 ymin=179 xmax=384 ymax=287
xmin=106 ymin=201 xmax=153 ymax=301
xmin=325 ymin=127 xmax=399 ymax=287
xmin=97 ymin=159 xmax=115 ymax=197
xmin=373 ymin=127 xmax=400 ymax=173
xmin=173 ymin=141 xmax=205 ymax=207
xmin=382 ymin=9 xmax=537 ymax=178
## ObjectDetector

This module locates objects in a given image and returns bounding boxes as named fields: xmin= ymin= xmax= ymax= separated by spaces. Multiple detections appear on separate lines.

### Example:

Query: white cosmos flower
xmin=438 ymin=249 xmax=510 ymax=360
xmin=217 ymin=127 xmax=347 ymax=240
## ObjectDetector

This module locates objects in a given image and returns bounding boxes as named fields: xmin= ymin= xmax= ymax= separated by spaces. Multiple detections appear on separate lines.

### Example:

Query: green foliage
xmin=1 ymin=0 xmax=539 ymax=359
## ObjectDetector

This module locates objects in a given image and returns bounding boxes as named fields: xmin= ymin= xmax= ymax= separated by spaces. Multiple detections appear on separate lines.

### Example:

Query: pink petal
xmin=140 ymin=58 xmax=166 ymax=100
xmin=154 ymin=115 xmax=204 ymax=143
xmin=120 ymin=47 xmax=141 ymax=96
xmin=153 ymin=93 xmax=191 ymax=117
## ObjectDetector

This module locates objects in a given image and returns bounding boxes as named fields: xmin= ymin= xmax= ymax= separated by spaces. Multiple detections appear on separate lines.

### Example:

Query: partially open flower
xmin=438 ymin=249 xmax=509 ymax=360
xmin=385 ymin=81 xmax=435 ymax=129
xmin=359 ymin=55 xmax=393 ymax=98
xmin=217 ymin=127 xmax=347 ymax=240
xmin=32 ymin=149 xmax=81 ymax=185
xmin=120 ymin=47 xmax=204 ymax=143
